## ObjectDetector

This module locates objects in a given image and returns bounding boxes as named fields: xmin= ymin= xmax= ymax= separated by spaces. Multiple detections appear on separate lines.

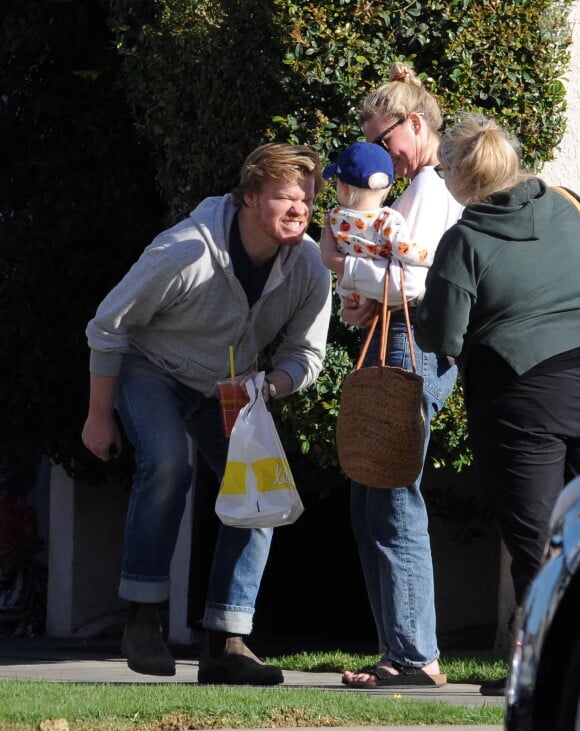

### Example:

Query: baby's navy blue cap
xmin=323 ymin=141 xmax=394 ymax=189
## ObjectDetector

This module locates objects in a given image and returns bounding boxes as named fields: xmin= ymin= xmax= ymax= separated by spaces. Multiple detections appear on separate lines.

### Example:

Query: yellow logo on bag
xmin=220 ymin=458 xmax=296 ymax=494
xmin=220 ymin=461 xmax=246 ymax=494
xmin=253 ymin=457 xmax=296 ymax=492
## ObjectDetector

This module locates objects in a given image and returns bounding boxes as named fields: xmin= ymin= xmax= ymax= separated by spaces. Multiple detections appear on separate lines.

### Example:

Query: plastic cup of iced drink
xmin=216 ymin=376 xmax=250 ymax=437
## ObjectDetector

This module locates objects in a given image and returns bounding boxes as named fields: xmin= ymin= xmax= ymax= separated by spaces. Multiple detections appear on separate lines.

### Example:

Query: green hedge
xmin=0 ymin=0 xmax=163 ymax=479
xmin=107 ymin=0 xmax=572 ymax=486
xmin=1 ymin=0 xmax=573 ymax=486
xmin=111 ymin=0 xmax=572 ymax=215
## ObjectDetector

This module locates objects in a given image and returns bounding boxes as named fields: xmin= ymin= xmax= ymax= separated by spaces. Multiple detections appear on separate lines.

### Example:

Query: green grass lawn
xmin=0 ymin=650 xmax=508 ymax=731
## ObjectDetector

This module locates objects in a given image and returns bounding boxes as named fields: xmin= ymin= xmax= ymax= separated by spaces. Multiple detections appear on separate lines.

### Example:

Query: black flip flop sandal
xmin=342 ymin=662 xmax=447 ymax=688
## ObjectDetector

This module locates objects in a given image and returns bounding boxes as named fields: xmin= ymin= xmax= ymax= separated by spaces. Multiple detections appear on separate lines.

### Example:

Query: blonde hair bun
xmin=389 ymin=62 xmax=422 ymax=88
xmin=358 ymin=61 xmax=442 ymax=131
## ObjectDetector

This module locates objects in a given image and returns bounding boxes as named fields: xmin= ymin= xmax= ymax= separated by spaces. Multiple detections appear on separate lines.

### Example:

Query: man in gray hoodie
xmin=82 ymin=143 xmax=332 ymax=684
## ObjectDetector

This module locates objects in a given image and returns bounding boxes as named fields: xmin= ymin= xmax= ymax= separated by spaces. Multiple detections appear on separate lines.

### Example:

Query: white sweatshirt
xmin=340 ymin=166 xmax=464 ymax=304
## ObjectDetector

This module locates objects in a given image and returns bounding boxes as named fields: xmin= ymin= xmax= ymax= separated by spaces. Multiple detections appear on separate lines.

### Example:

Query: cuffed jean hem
xmin=380 ymin=651 xmax=440 ymax=668
xmin=203 ymin=603 xmax=254 ymax=635
xmin=119 ymin=577 xmax=170 ymax=604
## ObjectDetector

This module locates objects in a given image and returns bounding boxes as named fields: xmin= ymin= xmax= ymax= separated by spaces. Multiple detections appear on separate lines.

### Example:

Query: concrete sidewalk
xmin=0 ymin=638 xmax=504 ymax=730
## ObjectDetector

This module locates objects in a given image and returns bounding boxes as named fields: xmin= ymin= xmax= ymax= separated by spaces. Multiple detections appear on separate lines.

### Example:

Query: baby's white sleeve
xmin=341 ymin=257 xmax=427 ymax=304
xmin=386 ymin=209 xmax=433 ymax=267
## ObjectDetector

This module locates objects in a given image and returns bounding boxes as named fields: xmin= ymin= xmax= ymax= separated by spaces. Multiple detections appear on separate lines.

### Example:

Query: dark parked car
xmin=505 ymin=475 xmax=580 ymax=730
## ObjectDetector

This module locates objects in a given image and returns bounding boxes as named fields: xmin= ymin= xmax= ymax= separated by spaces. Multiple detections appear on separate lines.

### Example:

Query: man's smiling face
xmin=245 ymin=177 xmax=315 ymax=249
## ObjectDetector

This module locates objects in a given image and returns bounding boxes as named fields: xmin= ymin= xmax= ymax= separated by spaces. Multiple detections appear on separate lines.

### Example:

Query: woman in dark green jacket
xmin=415 ymin=113 xmax=580 ymax=694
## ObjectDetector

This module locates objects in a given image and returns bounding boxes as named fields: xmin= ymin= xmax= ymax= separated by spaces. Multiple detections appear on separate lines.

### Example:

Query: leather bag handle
xmin=354 ymin=262 xmax=418 ymax=374
xmin=552 ymin=185 xmax=580 ymax=211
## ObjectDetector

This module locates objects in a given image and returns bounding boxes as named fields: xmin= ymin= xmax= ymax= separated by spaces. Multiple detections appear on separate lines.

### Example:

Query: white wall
xmin=540 ymin=1 xmax=580 ymax=190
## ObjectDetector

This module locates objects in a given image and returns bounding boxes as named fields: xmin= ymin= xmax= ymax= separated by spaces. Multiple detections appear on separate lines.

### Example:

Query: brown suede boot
xmin=121 ymin=602 xmax=176 ymax=676
xmin=198 ymin=631 xmax=283 ymax=685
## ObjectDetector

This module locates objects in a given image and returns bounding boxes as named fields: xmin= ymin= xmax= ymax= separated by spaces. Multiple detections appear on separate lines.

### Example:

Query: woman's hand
xmin=319 ymin=215 xmax=346 ymax=278
xmin=341 ymin=298 xmax=379 ymax=328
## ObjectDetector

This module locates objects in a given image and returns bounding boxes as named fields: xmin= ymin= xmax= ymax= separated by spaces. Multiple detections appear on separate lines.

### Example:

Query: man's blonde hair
xmin=358 ymin=62 xmax=443 ymax=132
xmin=438 ymin=113 xmax=530 ymax=204
xmin=232 ymin=143 xmax=325 ymax=208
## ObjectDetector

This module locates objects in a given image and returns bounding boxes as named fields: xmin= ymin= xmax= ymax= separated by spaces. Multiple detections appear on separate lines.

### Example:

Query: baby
xmin=323 ymin=141 xmax=429 ymax=305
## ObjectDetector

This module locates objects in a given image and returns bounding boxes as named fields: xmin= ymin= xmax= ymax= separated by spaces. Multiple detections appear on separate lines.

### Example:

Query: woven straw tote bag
xmin=336 ymin=264 xmax=425 ymax=489
xmin=552 ymin=185 xmax=580 ymax=210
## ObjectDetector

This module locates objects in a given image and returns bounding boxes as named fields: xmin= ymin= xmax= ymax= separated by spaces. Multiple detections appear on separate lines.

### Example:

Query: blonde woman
xmin=320 ymin=62 xmax=463 ymax=688
xmin=416 ymin=113 xmax=580 ymax=695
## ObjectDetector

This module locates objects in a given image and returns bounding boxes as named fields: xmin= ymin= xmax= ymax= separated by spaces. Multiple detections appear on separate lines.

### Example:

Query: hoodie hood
xmin=416 ymin=175 xmax=580 ymax=375
xmin=459 ymin=178 xmax=548 ymax=242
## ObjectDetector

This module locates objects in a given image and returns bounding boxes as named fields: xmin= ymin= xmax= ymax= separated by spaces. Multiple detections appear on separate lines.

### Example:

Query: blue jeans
xmin=116 ymin=354 xmax=273 ymax=635
xmin=350 ymin=311 xmax=456 ymax=666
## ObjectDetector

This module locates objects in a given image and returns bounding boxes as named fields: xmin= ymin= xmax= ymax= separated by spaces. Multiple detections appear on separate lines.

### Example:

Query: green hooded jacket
xmin=415 ymin=178 xmax=580 ymax=374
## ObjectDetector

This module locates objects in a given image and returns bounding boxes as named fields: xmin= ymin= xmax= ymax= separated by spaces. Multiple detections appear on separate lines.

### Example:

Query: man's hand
xmin=246 ymin=369 xmax=293 ymax=403
xmin=82 ymin=414 xmax=122 ymax=461
xmin=82 ymin=373 xmax=122 ymax=461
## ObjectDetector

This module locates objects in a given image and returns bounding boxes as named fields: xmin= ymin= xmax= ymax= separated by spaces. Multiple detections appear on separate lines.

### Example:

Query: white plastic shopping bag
xmin=215 ymin=372 xmax=304 ymax=528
